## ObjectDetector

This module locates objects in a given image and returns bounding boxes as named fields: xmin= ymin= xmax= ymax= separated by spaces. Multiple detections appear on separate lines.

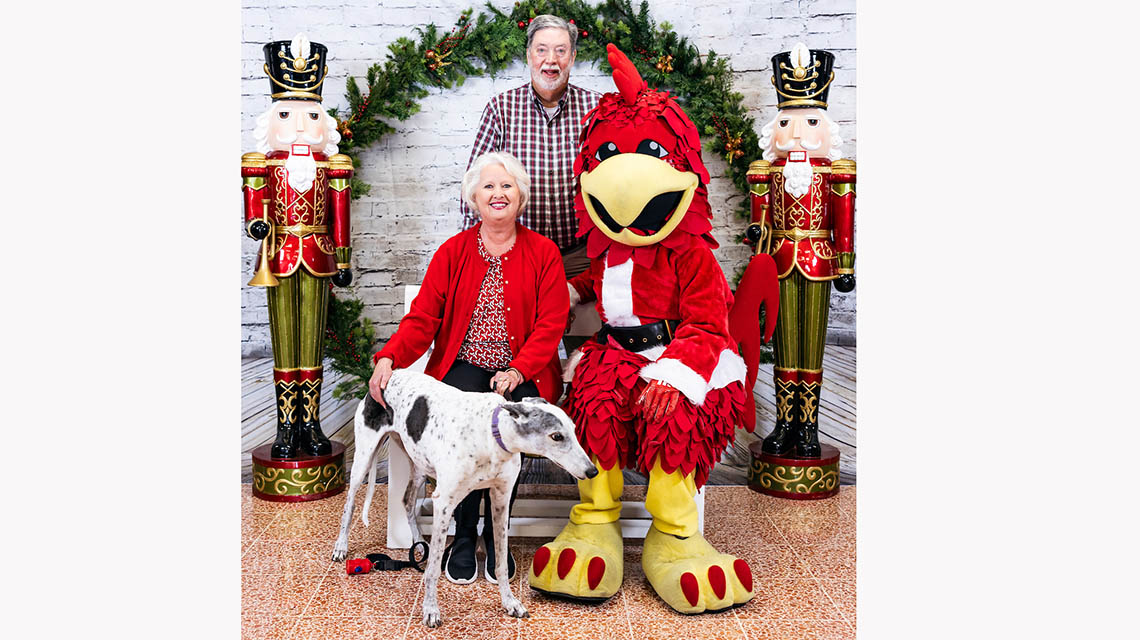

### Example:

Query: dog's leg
xmin=402 ymin=467 xmax=427 ymax=545
xmin=332 ymin=428 xmax=381 ymax=561
xmin=490 ymin=481 xmax=527 ymax=618
xmin=421 ymin=485 xmax=457 ymax=628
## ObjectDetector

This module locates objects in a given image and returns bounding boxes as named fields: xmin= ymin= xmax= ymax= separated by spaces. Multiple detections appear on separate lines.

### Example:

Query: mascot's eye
xmin=308 ymin=112 xmax=320 ymax=121
xmin=277 ymin=111 xmax=291 ymax=120
xmin=595 ymin=142 xmax=620 ymax=162
xmin=550 ymin=433 xmax=565 ymax=442
xmin=807 ymin=119 xmax=819 ymax=127
xmin=636 ymin=139 xmax=669 ymax=158
xmin=779 ymin=119 xmax=789 ymax=127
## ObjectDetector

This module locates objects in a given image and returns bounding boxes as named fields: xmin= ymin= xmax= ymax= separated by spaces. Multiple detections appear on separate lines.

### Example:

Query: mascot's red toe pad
xmin=557 ymin=548 xmax=577 ymax=580
xmin=680 ymin=572 xmax=700 ymax=606
xmin=533 ymin=546 xmax=551 ymax=576
xmin=708 ymin=565 xmax=726 ymax=599
xmin=587 ymin=556 xmax=606 ymax=590
xmin=733 ymin=558 xmax=753 ymax=593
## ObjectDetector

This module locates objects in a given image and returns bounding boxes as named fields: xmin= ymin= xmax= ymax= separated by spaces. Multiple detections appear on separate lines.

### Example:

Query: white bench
xmin=385 ymin=285 xmax=704 ymax=548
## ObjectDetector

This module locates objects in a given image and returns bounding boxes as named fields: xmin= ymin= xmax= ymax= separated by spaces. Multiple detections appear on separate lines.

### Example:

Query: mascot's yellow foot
xmin=642 ymin=525 xmax=754 ymax=614
xmin=528 ymin=520 xmax=623 ymax=602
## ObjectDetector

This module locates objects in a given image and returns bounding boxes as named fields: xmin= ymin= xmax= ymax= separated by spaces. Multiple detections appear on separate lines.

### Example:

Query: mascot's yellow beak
xmin=581 ymin=153 xmax=698 ymax=247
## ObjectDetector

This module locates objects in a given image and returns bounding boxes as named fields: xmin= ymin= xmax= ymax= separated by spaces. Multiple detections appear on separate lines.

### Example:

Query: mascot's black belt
xmin=596 ymin=320 xmax=677 ymax=352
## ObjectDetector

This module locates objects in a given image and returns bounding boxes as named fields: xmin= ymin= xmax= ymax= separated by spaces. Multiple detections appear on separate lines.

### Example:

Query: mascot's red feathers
xmin=573 ymin=44 xmax=779 ymax=430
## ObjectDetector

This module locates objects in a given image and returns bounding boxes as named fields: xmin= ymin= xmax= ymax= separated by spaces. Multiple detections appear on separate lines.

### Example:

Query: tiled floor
xmin=242 ymin=484 xmax=855 ymax=639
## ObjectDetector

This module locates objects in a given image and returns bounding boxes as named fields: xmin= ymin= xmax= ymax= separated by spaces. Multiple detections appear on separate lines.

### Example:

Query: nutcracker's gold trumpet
xmin=248 ymin=198 xmax=279 ymax=287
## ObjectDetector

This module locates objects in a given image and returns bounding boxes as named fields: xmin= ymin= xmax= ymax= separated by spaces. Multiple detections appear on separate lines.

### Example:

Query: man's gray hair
xmin=462 ymin=151 xmax=532 ymax=215
xmin=526 ymin=14 xmax=578 ymax=51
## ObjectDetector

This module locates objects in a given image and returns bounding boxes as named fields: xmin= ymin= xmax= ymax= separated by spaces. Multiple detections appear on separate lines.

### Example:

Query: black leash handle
xmin=364 ymin=541 xmax=428 ymax=572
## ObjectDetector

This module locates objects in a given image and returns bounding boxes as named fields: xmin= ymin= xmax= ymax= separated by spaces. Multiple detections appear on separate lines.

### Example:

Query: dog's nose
xmin=585 ymin=466 xmax=598 ymax=479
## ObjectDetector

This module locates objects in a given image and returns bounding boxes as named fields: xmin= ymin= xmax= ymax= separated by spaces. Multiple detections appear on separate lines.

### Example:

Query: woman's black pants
xmin=440 ymin=360 xmax=537 ymax=541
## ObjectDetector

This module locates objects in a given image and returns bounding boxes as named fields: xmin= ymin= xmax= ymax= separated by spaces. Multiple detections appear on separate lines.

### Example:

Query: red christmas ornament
xmin=581 ymin=30 xmax=588 ymax=38
xmin=518 ymin=21 xmax=526 ymax=28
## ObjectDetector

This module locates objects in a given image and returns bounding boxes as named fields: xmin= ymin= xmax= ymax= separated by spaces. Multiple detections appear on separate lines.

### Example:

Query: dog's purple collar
xmin=490 ymin=405 xmax=511 ymax=453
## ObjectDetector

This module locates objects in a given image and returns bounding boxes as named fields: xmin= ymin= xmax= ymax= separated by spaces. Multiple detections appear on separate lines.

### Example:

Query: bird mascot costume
xmin=528 ymin=44 xmax=779 ymax=614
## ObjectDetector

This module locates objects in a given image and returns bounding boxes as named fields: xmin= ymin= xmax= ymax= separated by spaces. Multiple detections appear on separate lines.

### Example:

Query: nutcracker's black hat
xmin=771 ymin=43 xmax=834 ymax=110
xmin=263 ymin=34 xmax=328 ymax=102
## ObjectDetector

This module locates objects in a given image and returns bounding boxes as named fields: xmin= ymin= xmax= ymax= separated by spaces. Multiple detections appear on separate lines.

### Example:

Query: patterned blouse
xmin=456 ymin=234 xmax=514 ymax=369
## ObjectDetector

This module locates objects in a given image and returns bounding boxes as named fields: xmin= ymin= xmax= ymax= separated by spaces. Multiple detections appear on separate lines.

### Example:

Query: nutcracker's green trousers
xmin=266 ymin=269 xmax=330 ymax=370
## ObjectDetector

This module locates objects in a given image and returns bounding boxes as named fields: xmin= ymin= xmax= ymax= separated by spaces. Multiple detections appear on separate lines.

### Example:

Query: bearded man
xmin=747 ymin=42 xmax=856 ymax=459
xmin=459 ymin=14 xmax=599 ymax=280
xmin=242 ymin=34 xmax=354 ymax=459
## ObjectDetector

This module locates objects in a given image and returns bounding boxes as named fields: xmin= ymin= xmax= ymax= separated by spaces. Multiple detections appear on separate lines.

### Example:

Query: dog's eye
xmin=550 ymin=433 xmax=564 ymax=442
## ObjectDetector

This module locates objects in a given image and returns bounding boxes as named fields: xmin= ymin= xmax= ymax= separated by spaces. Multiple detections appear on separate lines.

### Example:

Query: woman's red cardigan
xmin=373 ymin=223 xmax=570 ymax=403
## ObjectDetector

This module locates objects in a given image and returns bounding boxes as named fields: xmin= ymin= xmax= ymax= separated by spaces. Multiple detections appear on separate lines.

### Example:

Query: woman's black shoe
xmin=482 ymin=532 xmax=516 ymax=584
xmin=443 ymin=535 xmax=478 ymax=584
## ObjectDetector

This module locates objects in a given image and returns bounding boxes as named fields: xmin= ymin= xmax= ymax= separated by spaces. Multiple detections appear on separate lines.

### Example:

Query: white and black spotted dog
xmin=331 ymin=369 xmax=597 ymax=628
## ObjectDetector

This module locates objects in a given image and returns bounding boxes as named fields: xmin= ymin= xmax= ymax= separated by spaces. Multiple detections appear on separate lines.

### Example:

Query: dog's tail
xmin=361 ymin=434 xmax=384 ymax=527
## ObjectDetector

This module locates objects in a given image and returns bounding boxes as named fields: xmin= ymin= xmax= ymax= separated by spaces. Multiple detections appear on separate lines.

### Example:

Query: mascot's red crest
xmin=574 ymin=44 xmax=715 ymax=267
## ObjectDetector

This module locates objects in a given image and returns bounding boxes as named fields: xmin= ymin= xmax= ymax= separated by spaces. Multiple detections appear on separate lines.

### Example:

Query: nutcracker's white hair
xmin=759 ymin=111 xmax=843 ymax=162
xmin=253 ymin=102 xmax=341 ymax=156
xmin=462 ymin=151 xmax=532 ymax=217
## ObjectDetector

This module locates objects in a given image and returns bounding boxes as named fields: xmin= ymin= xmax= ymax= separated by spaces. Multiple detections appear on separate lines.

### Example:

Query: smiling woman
xmin=368 ymin=150 xmax=568 ymax=585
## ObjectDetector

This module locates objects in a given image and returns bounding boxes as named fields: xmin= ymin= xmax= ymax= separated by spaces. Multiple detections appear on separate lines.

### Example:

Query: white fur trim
xmin=708 ymin=349 xmax=747 ymax=389
xmin=638 ymin=344 xmax=668 ymax=362
xmin=601 ymin=258 xmax=639 ymax=326
xmin=640 ymin=358 xmax=710 ymax=405
xmin=639 ymin=349 xmax=747 ymax=406
xmin=567 ymin=282 xmax=581 ymax=308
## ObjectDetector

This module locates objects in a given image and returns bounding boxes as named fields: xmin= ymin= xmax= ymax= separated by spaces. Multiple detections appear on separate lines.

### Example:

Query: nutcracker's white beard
xmin=783 ymin=157 xmax=814 ymax=198
xmin=284 ymin=151 xmax=318 ymax=193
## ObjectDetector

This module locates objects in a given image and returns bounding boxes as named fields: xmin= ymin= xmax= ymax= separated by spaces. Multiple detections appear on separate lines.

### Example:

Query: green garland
xmin=328 ymin=0 xmax=761 ymax=212
xmin=326 ymin=0 xmax=772 ymax=397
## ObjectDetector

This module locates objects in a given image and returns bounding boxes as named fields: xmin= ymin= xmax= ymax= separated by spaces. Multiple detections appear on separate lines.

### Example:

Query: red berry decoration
xmin=569 ymin=19 xmax=575 ymax=24
xmin=518 ymin=21 xmax=525 ymax=28
xmin=581 ymin=30 xmax=588 ymax=38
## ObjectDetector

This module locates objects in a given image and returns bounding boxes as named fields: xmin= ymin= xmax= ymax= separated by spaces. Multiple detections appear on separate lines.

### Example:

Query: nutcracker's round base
xmin=748 ymin=441 xmax=840 ymax=500
xmin=252 ymin=441 xmax=346 ymax=502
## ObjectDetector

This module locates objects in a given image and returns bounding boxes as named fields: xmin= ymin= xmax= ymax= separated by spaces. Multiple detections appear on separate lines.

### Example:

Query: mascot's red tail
xmin=728 ymin=252 xmax=780 ymax=431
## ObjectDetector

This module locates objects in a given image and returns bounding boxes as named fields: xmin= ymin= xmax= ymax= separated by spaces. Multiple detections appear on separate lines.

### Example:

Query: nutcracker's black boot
xmin=270 ymin=368 xmax=300 ymax=459
xmin=762 ymin=369 xmax=799 ymax=455
xmin=793 ymin=371 xmax=823 ymax=458
xmin=443 ymin=490 xmax=482 ymax=584
xmin=481 ymin=481 xmax=518 ymax=583
xmin=297 ymin=366 xmax=332 ymax=457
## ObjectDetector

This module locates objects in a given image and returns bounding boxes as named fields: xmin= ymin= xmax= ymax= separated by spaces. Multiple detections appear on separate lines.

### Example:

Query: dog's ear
xmin=362 ymin=394 xmax=393 ymax=428
xmin=500 ymin=402 xmax=529 ymax=422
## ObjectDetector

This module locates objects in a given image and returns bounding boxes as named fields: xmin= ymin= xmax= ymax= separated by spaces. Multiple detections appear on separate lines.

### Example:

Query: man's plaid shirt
xmin=460 ymin=83 xmax=600 ymax=251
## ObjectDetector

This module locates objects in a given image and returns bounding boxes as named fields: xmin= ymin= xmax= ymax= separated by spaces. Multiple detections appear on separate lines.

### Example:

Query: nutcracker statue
xmin=243 ymin=34 xmax=353 ymax=500
xmin=746 ymin=43 xmax=854 ymax=499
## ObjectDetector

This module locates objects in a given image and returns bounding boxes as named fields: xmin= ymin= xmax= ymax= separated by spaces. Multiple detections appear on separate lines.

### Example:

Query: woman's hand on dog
xmin=370 ymin=357 xmax=395 ymax=407
xmin=491 ymin=367 xmax=522 ymax=398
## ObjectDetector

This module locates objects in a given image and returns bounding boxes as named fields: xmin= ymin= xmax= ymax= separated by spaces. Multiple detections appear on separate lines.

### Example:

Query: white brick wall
xmin=240 ymin=0 xmax=856 ymax=357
